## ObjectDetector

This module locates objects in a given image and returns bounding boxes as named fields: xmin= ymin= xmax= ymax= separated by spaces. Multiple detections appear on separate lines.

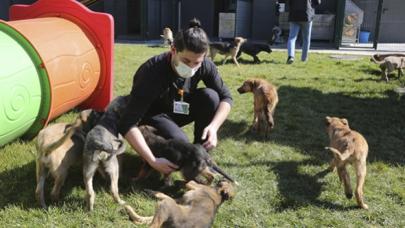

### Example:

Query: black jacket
xmin=287 ymin=0 xmax=321 ymax=22
xmin=118 ymin=52 xmax=233 ymax=135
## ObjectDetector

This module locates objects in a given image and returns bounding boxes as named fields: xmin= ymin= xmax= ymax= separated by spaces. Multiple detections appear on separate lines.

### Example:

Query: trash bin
xmin=359 ymin=31 xmax=370 ymax=43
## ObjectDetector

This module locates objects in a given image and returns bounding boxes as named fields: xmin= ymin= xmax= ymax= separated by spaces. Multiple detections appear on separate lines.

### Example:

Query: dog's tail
xmin=113 ymin=138 xmax=126 ymax=155
xmin=324 ymin=147 xmax=344 ymax=161
xmin=212 ymin=164 xmax=239 ymax=185
xmin=370 ymin=55 xmax=385 ymax=64
xmin=124 ymin=204 xmax=153 ymax=225
xmin=42 ymin=118 xmax=83 ymax=155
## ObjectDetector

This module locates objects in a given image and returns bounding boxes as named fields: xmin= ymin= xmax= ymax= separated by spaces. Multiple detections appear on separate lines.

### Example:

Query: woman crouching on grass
xmin=118 ymin=18 xmax=233 ymax=175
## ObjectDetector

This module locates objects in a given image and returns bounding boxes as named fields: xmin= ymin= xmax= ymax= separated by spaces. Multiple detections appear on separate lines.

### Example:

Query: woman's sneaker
xmin=286 ymin=56 xmax=294 ymax=64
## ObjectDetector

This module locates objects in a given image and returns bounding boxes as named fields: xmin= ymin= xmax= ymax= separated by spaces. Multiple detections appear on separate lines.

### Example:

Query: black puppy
xmin=137 ymin=125 xmax=236 ymax=185
xmin=236 ymin=41 xmax=272 ymax=63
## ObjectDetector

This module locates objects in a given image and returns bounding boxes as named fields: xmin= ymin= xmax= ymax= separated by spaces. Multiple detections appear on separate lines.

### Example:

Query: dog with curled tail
xmin=35 ymin=109 xmax=101 ymax=209
xmin=370 ymin=55 xmax=405 ymax=82
xmin=324 ymin=116 xmax=369 ymax=209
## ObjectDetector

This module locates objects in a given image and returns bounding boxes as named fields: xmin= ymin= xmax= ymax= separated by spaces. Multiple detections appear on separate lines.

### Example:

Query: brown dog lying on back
xmin=126 ymin=180 xmax=235 ymax=227
xmin=370 ymin=55 xmax=405 ymax=82
xmin=237 ymin=78 xmax=278 ymax=137
xmin=324 ymin=116 xmax=369 ymax=209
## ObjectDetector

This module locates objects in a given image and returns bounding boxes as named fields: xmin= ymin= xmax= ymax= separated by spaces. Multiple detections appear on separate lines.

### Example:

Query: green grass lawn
xmin=1 ymin=44 xmax=404 ymax=227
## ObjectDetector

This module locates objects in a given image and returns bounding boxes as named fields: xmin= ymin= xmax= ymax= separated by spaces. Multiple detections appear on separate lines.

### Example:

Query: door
xmin=235 ymin=0 xmax=252 ymax=38
xmin=378 ymin=0 xmax=405 ymax=42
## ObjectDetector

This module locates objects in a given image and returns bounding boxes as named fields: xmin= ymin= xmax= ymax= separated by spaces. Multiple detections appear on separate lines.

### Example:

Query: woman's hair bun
xmin=188 ymin=18 xmax=201 ymax=28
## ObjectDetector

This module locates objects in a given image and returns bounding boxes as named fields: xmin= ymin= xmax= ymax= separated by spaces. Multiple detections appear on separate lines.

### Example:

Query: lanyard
xmin=172 ymin=77 xmax=188 ymax=102
xmin=178 ymin=89 xmax=184 ymax=101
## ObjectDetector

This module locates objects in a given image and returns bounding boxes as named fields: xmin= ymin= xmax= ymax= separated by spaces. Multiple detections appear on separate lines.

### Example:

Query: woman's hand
xmin=149 ymin=157 xmax=178 ymax=174
xmin=201 ymin=125 xmax=218 ymax=151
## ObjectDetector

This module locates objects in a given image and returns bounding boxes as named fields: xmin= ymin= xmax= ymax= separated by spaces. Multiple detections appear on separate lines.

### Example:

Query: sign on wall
xmin=219 ymin=12 xmax=235 ymax=38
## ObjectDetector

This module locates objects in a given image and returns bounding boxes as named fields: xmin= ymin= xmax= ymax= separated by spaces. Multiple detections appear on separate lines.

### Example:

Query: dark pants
xmin=140 ymin=88 xmax=219 ymax=143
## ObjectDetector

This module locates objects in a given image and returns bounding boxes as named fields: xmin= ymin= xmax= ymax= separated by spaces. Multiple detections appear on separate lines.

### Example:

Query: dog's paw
xmin=144 ymin=189 xmax=159 ymax=197
xmin=345 ymin=192 xmax=353 ymax=199
xmin=360 ymin=203 xmax=369 ymax=210
xmin=50 ymin=192 xmax=60 ymax=202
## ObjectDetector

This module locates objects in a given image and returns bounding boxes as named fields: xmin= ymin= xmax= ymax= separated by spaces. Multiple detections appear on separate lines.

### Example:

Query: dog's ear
xmin=341 ymin=118 xmax=349 ymax=126
xmin=325 ymin=116 xmax=332 ymax=125
xmin=80 ymin=109 xmax=93 ymax=122
xmin=251 ymin=79 xmax=259 ymax=89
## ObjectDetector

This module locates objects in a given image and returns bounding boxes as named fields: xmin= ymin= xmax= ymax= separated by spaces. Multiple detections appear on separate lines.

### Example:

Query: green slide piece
xmin=0 ymin=22 xmax=51 ymax=146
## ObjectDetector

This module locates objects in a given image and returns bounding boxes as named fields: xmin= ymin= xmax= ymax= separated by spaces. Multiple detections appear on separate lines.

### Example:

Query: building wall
xmin=354 ymin=0 xmax=378 ymax=41
xmin=181 ymin=0 xmax=215 ymax=36
xmin=1 ymin=0 xmax=37 ymax=20
xmin=378 ymin=0 xmax=405 ymax=42
xmin=235 ymin=0 xmax=252 ymax=38
xmin=105 ymin=0 xmax=128 ymax=37
xmin=251 ymin=0 xmax=276 ymax=41
xmin=0 ymin=0 xmax=10 ymax=20
xmin=147 ymin=0 xmax=177 ymax=39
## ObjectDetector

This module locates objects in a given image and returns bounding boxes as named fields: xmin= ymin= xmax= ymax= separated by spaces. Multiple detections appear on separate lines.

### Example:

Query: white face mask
xmin=174 ymin=60 xmax=199 ymax=79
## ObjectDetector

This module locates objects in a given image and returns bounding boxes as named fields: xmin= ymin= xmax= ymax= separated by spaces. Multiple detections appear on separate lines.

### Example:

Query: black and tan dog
xmin=127 ymin=180 xmax=235 ymax=227
xmin=236 ymin=41 xmax=272 ymax=63
xmin=83 ymin=96 xmax=130 ymax=211
xmin=137 ymin=125 xmax=236 ymax=186
xmin=237 ymin=78 xmax=278 ymax=137
xmin=35 ymin=109 xmax=101 ymax=209
xmin=324 ymin=116 xmax=369 ymax=209
xmin=209 ymin=37 xmax=246 ymax=67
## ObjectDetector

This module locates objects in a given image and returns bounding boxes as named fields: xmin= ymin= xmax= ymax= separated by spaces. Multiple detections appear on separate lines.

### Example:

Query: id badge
xmin=173 ymin=101 xmax=190 ymax=115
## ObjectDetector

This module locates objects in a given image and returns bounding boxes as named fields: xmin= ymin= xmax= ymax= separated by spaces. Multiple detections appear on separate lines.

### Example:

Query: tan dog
xmin=209 ymin=37 xmax=246 ymax=67
xmin=370 ymin=55 xmax=405 ymax=82
xmin=324 ymin=116 xmax=369 ymax=209
xmin=35 ymin=109 xmax=100 ymax=209
xmin=237 ymin=78 xmax=278 ymax=136
xmin=126 ymin=180 xmax=235 ymax=227
xmin=160 ymin=27 xmax=173 ymax=46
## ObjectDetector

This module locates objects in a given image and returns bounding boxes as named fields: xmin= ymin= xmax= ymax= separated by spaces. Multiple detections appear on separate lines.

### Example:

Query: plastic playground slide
xmin=0 ymin=0 xmax=114 ymax=146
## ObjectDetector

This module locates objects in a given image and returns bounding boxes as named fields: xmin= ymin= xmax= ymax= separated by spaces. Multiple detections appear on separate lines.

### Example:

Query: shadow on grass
xmin=270 ymin=159 xmax=352 ymax=211
xmin=222 ymin=159 xmax=359 ymax=211
xmin=221 ymin=158 xmax=357 ymax=211
xmin=213 ymin=58 xmax=276 ymax=66
xmin=237 ymin=58 xmax=275 ymax=65
xmin=358 ymin=65 xmax=404 ymax=82
xmin=220 ymin=85 xmax=405 ymax=165
xmin=0 ymin=153 xmax=178 ymax=210
xmin=0 ymin=161 xmax=37 ymax=209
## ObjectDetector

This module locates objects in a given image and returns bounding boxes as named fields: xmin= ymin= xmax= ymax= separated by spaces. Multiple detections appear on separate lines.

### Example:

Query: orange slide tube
xmin=0 ymin=0 xmax=113 ymax=146
xmin=7 ymin=17 xmax=101 ymax=121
